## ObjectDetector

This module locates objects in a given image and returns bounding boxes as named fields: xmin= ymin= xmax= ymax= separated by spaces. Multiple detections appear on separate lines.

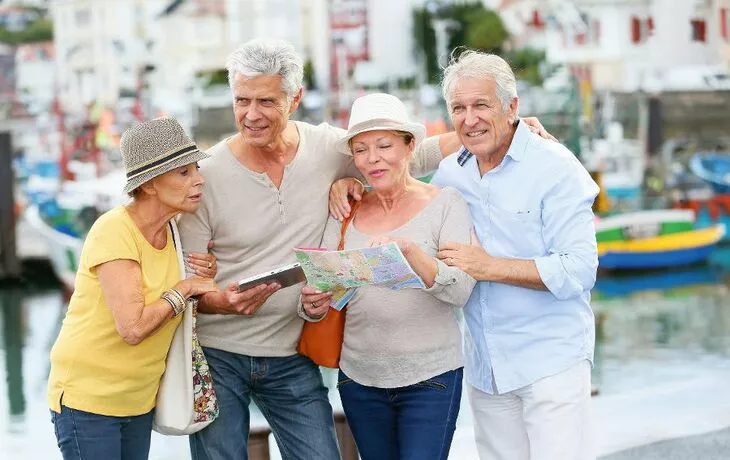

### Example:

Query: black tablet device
xmin=236 ymin=263 xmax=306 ymax=292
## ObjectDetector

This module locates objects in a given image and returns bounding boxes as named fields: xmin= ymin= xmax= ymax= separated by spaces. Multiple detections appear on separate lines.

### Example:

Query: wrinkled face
xmin=351 ymin=130 xmax=414 ymax=190
xmin=231 ymin=73 xmax=301 ymax=148
xmin=447 ymin=76 xmax=518 ymax=158
xmin=146 ymin=163 xmax=205 ymax=213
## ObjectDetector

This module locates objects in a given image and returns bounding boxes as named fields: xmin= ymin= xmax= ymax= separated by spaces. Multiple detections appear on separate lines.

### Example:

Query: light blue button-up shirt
xmin=431 ymin=121 xmax=599 ymax=394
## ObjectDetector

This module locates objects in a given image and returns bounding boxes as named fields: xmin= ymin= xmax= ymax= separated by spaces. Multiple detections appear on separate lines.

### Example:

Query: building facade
xmin=534 ymin=0 xmax=730 ymax=92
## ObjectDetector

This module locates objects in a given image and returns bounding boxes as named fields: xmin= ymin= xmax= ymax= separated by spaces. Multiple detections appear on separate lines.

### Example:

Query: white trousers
xmin=469 ymin=360 xmax=594 ymax=460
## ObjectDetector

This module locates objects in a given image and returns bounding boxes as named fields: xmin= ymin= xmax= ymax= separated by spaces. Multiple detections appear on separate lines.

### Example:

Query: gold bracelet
xmin=161 ymin=294 xmax=177 ymax=315
xmin=161 ymin=291 xmax=181 ymax=316
xmin=162 ymin=289 xmax=185 ymax=317
xmin=169 ymin=288 xmax=186 ymax=308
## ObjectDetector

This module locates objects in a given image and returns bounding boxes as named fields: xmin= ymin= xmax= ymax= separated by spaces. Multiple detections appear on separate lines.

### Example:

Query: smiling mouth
xmin=466 ymin=130 xmax=487 ymax=137
xmin=245 ymin=126 xmax=268 ymax=132
xmin=369 ymin=169 xmax=387 ymax=176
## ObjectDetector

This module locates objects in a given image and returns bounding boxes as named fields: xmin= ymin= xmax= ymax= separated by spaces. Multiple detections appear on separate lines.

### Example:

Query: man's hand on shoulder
xmin=329 ymin=177 xmax=364 ymax=221
xmin=522 ymin=117 xmax=558 ymax=142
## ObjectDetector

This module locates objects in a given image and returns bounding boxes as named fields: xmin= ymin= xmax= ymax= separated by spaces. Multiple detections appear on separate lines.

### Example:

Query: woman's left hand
xmin=185 ymin=241 xmax=217 ymax=278
xmin=301 ymin=285 xmax=332 ymax=318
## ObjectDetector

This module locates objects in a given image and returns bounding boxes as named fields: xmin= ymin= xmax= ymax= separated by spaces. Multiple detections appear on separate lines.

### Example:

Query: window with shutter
xmin=691 ymin=18 xmax=707 ymax=42
xmin=631 ymin=16 xmax=641 ymax=43
xmin=531 ymin=10 xmax=544 ymax=29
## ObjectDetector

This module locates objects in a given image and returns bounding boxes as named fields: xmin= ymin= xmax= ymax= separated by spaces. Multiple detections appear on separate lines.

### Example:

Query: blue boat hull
xmin=593 ymin=265 xmax=722 ymax=297
xmin=709 ymin=183 xmax=730 ymax=194
xmin=599 ymin=244 xmax=718 ymax=270
xmin=606 ymin=187 xmax=641 ymax=200
xmin=689 ymin=154 xmax=730 ymax=194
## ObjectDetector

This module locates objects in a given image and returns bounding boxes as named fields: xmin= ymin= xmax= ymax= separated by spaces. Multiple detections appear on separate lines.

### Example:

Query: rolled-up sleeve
xmin=424 ymin=189 xmax=477 ymax=306
xmin=535 ymin=158 xmax=599 ymax=300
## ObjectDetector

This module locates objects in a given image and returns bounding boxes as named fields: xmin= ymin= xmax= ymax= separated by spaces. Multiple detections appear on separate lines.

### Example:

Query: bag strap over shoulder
xmin=169 ymin=222 xmax=177 ymax=249
xmin=338 ymin=199 xmax=361 ymax=251
xmin=169 ymin=219 xmax=185 ymax=280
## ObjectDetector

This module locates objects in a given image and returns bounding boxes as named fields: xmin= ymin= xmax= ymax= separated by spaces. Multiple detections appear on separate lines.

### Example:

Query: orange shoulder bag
xmin=296 ymin=200 xmax=361 ymax=368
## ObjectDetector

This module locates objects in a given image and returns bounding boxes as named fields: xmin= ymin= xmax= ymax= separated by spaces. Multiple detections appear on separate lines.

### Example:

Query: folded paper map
xmin=293 ymin=242 xmax=426 ymax=310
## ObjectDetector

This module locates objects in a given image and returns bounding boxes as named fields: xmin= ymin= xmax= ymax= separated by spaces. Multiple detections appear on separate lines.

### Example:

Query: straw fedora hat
xmin=335 ymin=93 xmax=426 ymax=155
xmin=120 ymin=117 xmax=209 ymax=194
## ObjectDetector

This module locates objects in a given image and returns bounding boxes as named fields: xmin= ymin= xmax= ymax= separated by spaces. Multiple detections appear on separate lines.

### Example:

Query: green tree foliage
xmin=412 ymin=2 xmax=550 ymax=87
xmin=505 ymin=47 xmax=553 ymax=86
xmin=446 ymin=4 xmax=508 ymax=54
xmin=412 ymin=7 xmax=439 ymax=84
xmin=303 ymin=59 xmax=317 ymax=89
xmin=0 ymin=18 xmax=53 ymax=45
xmin=412 ymin=2 xmax=509 ymax=82
xmin=202 ymin=69 xmax=228 ymax=87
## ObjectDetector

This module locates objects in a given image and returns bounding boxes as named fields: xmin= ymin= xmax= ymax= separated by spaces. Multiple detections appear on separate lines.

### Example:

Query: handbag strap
xmin=338 ymin=199 xmax=361 ymax=251
xmin=169 ymin=218 xmax=197 ymax=320
xmin=169 ymin=219 xmax=185 ymax=280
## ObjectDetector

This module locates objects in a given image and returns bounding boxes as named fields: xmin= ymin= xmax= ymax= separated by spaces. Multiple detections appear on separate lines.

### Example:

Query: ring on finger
xmin=207 ymin=261 xmax=212 ymax=269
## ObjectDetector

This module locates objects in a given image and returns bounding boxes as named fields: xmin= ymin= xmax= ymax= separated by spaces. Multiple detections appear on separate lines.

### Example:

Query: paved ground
xmin=601 ymin=428 xmax=730 ymax=460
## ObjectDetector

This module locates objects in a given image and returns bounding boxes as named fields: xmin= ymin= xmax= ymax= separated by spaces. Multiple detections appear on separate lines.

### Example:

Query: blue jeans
xmin=338 ymin=368 xmax=463 ymax=460
xmin=189 ymin=348 xmax=340 ymax=460
xmin=50 ymin=405 xmax=153 ymax=460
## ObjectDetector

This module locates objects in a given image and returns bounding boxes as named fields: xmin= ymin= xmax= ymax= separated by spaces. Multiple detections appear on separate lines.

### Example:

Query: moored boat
xmin=598 ymin=225 xmax=725 ymax=270
xmin=673 ymin=194 xmax=730 ymax=240
xmin=596 ymin=209 xmax=696 ymax=243
xmin=688 ymin=153 xmax=730 ymax=194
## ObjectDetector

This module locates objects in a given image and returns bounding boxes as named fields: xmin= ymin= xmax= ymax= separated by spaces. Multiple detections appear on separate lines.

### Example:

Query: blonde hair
xmin=348 ymin=130 xmax=414 ymax=151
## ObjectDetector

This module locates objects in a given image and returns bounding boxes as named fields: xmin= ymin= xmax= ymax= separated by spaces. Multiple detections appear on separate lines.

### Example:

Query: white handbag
xmin=152 ymin=220 xmax=219 ymax=435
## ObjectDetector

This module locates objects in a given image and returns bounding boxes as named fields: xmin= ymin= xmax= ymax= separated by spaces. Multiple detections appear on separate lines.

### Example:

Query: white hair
xmin=441 ymin=49 xmax=518 ymax=115
xmin=225 ymin=39 xmax=304 ymax=99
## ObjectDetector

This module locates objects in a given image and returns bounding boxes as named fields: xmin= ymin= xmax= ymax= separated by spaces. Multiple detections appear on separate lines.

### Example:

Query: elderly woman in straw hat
xmin=300 ymin=93 xmax=476 ymax=460
xmin=47 ymin=117 xmax=219 ymax=460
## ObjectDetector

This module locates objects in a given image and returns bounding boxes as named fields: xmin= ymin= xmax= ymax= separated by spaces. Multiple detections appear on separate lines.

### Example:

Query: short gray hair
xmin=225 ymin=39 xmax=304 ymax=99
xmin=441 ymin=49 xmax=518 ymax=114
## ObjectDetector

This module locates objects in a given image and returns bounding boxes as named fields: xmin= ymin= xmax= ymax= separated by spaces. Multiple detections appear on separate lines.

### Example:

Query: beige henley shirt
xmin=177 ymin=120 xmax=443 ymax=357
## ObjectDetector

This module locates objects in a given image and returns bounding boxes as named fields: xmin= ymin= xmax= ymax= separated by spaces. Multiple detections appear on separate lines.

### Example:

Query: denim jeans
xmin=338 ymin=367 xmax=463 ymax=460
xmin=50 ymin=405 xmax=153 ymax=460
xmin=189 ymin=347 xmax=340 ymax=460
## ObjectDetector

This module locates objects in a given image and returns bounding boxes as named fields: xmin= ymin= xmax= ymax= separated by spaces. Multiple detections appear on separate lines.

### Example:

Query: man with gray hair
xmin=177 ymin=38 xmax=468 ymax=460
xmin=433 ymin=50 xmax=599 ymax=460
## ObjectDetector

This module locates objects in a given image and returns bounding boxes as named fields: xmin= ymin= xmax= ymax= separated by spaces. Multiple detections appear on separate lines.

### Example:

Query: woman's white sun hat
xmin=335 ymin=93 xmax=426 ymax=155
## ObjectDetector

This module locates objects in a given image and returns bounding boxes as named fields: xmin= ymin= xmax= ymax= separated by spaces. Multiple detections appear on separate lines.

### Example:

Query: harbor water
xmin=2 ymin=254 xmax=730 ymax=459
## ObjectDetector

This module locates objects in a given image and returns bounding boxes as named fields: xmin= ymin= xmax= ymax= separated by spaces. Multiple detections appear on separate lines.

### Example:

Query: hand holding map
xmin=293 ymin=242 xmax=426 ymax=310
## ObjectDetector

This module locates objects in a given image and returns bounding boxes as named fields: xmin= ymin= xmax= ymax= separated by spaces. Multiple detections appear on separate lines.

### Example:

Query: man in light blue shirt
xmin=433 ymin=50 xmax=599 ymax=460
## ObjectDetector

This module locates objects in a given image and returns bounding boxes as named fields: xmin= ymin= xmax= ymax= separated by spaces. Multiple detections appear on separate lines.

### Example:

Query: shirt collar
xmin=457 ymin=119 xmax=530 ymax=167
